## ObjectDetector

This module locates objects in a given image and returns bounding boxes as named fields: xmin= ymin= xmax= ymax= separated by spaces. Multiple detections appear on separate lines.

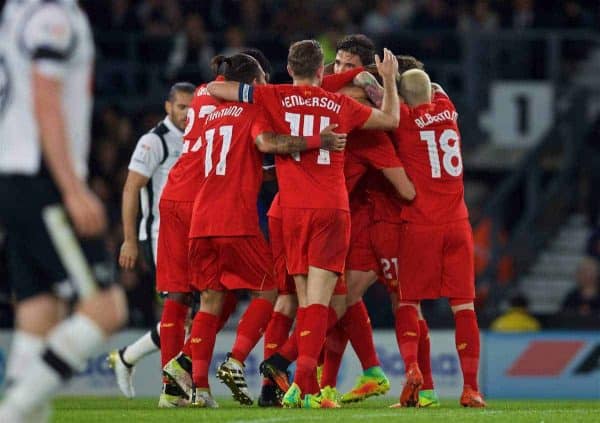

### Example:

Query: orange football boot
xmin=460 ymin=387 xmax=486 ymax=408
xmin=397 ymin=362 xmax=423 ymax=407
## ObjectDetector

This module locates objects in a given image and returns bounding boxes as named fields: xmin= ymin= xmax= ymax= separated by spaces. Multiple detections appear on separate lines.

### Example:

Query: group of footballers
xmin=107 ymin=32 xmax=487 ymax=411
xmin=0 ymin=0 xmax=485 ymax=420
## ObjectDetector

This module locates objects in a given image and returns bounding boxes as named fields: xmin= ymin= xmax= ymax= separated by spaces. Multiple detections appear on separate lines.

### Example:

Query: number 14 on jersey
xmin=285 ymin=112 xmax=331 ymax=165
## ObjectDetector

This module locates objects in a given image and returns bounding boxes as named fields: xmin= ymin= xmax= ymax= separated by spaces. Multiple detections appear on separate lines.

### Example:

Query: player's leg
xmin=338 ymin=270 xmax=389 ymax=403
xmin=259 ymin=293 xmax=296 ymax=406
xmin=443 ymin=220 xmax=485 ymax=407
xmin=0 ymin=197 xmax=127 ymax=421
xmin=416 ymin=306 xmax=440 ymax=407
xmin=213 ymin=235 xmax=277 ymax=405
xmin=154 ymin=201 xmax=194 ymax=405
xmin=391 ymin=223 xmax=442 ymax=408
xmin=189 ymin=289 xmax=224 ymax=408
xmin=3 ymin=293 xmax=65 ymax=422
xmin=108 ymin=237 xmax=161 ymax=398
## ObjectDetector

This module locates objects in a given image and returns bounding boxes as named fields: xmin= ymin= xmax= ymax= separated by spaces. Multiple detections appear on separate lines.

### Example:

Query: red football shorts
xmin=281 ymin=208 xmax=351 ymax=275
xmin=346 ymin=203 xmax=378 ymax=273
xmin=369 ymin=220 xmax=402 ymax=295
xmin=268 ymin=216 xmax=295 ymax=295
xmin=156 ymin=200 xmax=193 ymax=293
xmin=188 ymin=235 xmax=275 ymax=292
xmin=270 ymin=215 xmax=346 ymax=295
xmin=397 ymin=219 xmax=475 ymax=301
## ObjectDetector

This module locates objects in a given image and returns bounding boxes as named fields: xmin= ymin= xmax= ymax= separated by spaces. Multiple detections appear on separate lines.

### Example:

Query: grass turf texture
xmin=51 ymin=397 xmax=600 ymax=422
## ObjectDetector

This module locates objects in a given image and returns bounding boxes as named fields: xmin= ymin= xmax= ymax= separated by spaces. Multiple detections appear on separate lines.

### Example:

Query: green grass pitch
xmin=51 ymin=397 xmax=600 ymax=422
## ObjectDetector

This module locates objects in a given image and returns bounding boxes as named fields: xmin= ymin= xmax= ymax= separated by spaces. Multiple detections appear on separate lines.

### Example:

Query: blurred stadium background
xmin=0 ymin=0 xmax=598 ymax=401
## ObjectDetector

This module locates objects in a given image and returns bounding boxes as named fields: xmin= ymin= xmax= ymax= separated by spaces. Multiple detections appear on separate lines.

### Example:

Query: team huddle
xmin=109 ymin=34 xmax=486 ymax=410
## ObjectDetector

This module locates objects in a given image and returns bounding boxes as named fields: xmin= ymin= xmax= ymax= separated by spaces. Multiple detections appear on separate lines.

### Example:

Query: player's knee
xmin=199 ymin=290 xmax=224 ymax=315
xmin=251 ymin=289 xmax=277 ymax=304
xmin=330 ymin=294 xmax=347 ymax=319
xmin=80 ymin=286 xmax=128 ymax=334
xmin=15 ymin=293 xmax=62 ymax=336
xmin=274 ymin=295 xmax=298 ymax=317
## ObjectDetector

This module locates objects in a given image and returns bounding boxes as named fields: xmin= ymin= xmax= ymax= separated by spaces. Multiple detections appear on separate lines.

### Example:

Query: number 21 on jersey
xmin=420 ymin=129 xmax=463 ymax=178
xmin=285 ymin=112 xmax=331 ymax=164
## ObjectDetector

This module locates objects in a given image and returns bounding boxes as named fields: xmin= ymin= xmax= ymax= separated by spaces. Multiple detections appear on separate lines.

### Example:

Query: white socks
xmin=2 ymin=313 xmax=105 ymax=415
xmin=123 ymin=322 xmax=160 ymax=365
xmin=4 ymin=331 xmax=44 ymax=385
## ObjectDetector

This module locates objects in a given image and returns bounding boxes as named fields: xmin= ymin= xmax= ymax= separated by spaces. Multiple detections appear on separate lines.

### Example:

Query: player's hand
xmin=375 ymin=48 xmax=398 ymax=82
xmin=319 ymin=124 xmax=347 ymax=152
xmin=119 ymin=240 xmax=138 ymax=270
xmin=353 ymin=71 xmax=384 ymax=108
xmin=63 ymin=184 xmax=107 ymax=238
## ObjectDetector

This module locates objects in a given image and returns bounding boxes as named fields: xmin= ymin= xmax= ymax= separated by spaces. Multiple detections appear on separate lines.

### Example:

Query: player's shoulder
xmin=21 ymin=1 xmax=74 ymax=50
xmin=137 ymin=129 xmax=164 ymax=149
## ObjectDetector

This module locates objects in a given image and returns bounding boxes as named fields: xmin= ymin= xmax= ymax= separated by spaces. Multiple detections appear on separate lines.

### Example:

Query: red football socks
xmin=395 ymin=305 xmax=420 ymax=367
xmin=320 ymin=322 xmax=348 ymax=388
xmin=418 ymin=319 xmax=434 ymax=390
xmin=263 ymin=311 xmax=294 ymax=360
xmin=454 ymin=309 xmax=480 ymax=391
xmin=230 ymin=298 xmax=273 ymax=363
xmin=191 ymin=311 xmax=220 ymax=388
xmin=217 ymin=291 xmax=238 ymax=332
xmin=341 ymin=300 xmax=380 ymax=370
xmin=295 ymin=304 xmax=328 ymax=395
xmin=159 ymin=299 xmax=188 ymax=368
xmin=278 ymin=307 xmax=305 ymax=362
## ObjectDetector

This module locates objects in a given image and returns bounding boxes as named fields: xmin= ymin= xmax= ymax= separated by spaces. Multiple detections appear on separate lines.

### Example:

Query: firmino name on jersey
xmin=206 ymin=105 xmax=244 ymax=122
xmin=414 ymin=110 xmax=458 ymax=128
xmin=282 ymin=95 xmax=341 ymax=114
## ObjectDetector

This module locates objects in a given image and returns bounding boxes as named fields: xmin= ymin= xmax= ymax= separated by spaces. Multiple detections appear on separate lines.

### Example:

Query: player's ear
xmin=315 ymin=64 xmax=324 ymax=83
xmin=287 ymin=64 xmax=294 ymax=79
xmin=164 ymin=100 xmax=171 ymax=115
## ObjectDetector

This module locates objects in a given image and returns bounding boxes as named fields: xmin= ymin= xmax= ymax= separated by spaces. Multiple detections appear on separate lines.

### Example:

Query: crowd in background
xmin=0 ymin=0 xmax=599 ymax=328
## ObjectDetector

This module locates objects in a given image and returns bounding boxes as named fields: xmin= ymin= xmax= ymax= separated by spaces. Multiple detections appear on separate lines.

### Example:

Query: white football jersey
xmin=0 ymin=0 xmax=94 ymax=178
xmin=127 ymin=117 xmax=183 ymax=251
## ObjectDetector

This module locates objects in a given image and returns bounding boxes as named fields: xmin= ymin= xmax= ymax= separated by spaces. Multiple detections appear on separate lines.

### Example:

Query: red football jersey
xmin=365 ymin=169 xmax=404 ymax=223
xmin=189 ymin=102 xmax=272 ymax=237
xmin=396 ymin=92 xmax=468 ymax=224
xmin=246 ymin=84 xmax=372 ymax=210
xmin=161 ymin=82 xmax=220 ymax=202
xmin=344 ymin=130 xmax=403 ymax=195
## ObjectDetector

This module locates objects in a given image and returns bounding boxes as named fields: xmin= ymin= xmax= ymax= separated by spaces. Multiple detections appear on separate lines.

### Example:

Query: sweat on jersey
xmin=127 ymin=116 xmax=183 ymax=242
xmin=0 ymin=0 xmax=94 ymax=178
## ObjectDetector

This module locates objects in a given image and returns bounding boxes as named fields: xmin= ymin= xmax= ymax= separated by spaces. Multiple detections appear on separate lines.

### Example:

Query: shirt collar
xmin=163 ymin=116 xmax=183 ymax=138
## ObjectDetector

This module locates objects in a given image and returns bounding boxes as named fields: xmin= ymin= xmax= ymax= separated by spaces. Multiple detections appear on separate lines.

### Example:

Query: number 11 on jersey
xmin=285 ymin=112 xmax=331 ymax=164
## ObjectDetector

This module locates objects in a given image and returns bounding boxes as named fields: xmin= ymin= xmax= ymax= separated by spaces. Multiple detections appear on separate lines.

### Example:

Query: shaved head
xmin=399 ymin=69 xmax=431 ymax=106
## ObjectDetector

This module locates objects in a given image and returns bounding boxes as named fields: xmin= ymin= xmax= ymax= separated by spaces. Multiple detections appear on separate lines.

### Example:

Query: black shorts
xmin=139 ymin=238 xmax=156 ymax=280
xmin=0 ymin=175 xmax=115 ymax=302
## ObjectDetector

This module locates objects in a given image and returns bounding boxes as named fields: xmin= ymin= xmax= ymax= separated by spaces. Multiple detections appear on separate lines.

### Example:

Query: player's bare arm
xmin=359 ymin=49 xmax=400 ymax=130
xmin=33 ymin=69 xmax=107 ymax=237
xmin=255 ymin=124 xmax=347 ymax=154
xmin=206 ymin=81 xmax=241 ymax=102
xmin=381 ymin=167 xmax=416 ymax=201
xmin=353 ymin=71 xmax=383 ymax=108
xmin=119 ymin=170 xmax=149 ymax=270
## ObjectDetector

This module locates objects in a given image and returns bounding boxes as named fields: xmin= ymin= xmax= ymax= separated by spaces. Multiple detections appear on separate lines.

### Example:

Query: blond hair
xmin=399 ymin=69 xmax=431 ymax=106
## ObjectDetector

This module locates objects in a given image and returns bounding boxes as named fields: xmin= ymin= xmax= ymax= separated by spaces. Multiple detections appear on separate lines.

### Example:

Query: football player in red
xmin=176 ymin=53 xmax=346 ymax=408
xmin=208 ymin=40 xmax=400 ymax=408
xmin=121 ymin=49 xmax=273 ymax=407
xmin=390 ymin=69 xmax=485 ymax=408
xmin=320 ymin=36 xmax=416 ymax=405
